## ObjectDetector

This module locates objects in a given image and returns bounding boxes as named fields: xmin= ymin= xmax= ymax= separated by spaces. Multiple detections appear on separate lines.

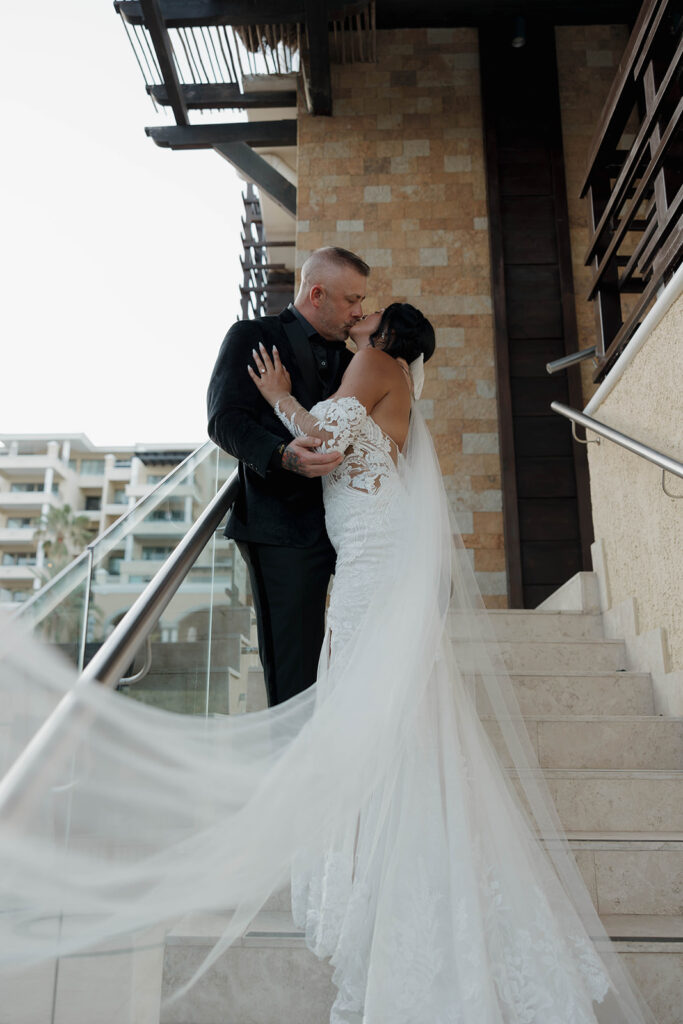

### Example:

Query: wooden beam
xmin=213 ymin=143 xmax=296 ymax=216
xmin=116 ymin=1 xmax=305 ymax=28
xmin=145 ymin=120 xmax=297 ymax=148
xmin=304 ymin=0 xmax=332 ymax=116
xmin=147 ymin=84 xmax=297 ymax=109
xmin=139 ymin=0 xmax=188 ymax=126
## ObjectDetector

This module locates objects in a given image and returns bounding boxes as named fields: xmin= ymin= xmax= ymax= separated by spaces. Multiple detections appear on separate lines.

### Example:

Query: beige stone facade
xmin=297 ymin=28 xmax=506 ymax=605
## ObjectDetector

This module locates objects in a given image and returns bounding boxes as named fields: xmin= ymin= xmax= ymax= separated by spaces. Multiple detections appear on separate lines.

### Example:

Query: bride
xmin=0 ymin=307 xmax=654 ymax=1023
xmin=244 ymin=302 xmax=654 ymax=1024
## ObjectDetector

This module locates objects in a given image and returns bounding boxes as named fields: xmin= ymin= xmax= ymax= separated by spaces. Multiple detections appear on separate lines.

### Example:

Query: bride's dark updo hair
xmin=369 ymin=303 xmax=436 ymax=364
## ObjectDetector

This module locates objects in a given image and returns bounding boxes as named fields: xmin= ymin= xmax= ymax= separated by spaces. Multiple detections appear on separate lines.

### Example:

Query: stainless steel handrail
xmin=552 ymin=402 xmax=683 ymax=480
xmin=0 ymin=467 xmax=240 ymax=824
xmin=546 ymin=347 xmax=597 ymax=374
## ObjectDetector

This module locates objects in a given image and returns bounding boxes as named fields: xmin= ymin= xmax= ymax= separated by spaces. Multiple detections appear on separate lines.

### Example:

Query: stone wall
xmin=296 ymin=28 xmax=506 ymax=606
xmin=554 ymin=24 xmax=630 ymax=404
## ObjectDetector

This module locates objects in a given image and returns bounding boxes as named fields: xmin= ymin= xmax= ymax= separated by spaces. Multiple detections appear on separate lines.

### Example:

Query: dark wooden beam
xmin=117 ymin=0 xmax=640 ymax=29
xmin=145 ymin=120 xmax=297 ymax=149
xmin=116 ymin=1 xmax=305 ymax=28
xmin=147 ymin=83 xmax=297 ymax=109
xmin=213 ymin=142 xmax=296 ymax=216
xmin=304 ymin=0 xmax=332 ymax=116
xmin=139 ymin=0 xmax=188 ymax=125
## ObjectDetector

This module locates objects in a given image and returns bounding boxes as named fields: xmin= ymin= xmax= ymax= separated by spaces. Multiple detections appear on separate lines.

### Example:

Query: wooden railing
xmin=581 ymin=0 xmax=683 ymax=381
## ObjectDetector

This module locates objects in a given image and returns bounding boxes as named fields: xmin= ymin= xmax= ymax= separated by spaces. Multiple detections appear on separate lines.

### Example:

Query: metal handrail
xmin=552 ymin=402 xmax=683 ymax=480
xmin=0 ymin=468 xmax=240 ymax=824
xmin=546 ymin=347 xmax=597 ymax=375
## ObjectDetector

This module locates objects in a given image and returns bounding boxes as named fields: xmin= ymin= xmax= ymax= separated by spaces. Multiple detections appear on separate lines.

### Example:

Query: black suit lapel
xmin=280 ymin=314 xmax=319 ymax=408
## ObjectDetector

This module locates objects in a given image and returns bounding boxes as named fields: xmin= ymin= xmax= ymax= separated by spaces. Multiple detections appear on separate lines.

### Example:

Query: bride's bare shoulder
xmin=348 ymin=347 xmax=403 ymax=378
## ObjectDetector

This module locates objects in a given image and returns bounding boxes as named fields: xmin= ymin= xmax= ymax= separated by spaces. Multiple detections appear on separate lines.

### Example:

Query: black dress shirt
xmin=287 ymin=304 xmax=349 ymax=395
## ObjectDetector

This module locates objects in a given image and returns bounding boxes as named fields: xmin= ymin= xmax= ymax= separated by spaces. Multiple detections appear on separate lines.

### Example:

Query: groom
xmin=207 ymin=246 xmax=370 ymax=706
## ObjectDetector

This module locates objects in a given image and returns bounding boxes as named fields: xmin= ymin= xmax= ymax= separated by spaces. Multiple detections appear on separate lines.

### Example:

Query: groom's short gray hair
xmin=301 ymin=247 xmax=370 ymax=284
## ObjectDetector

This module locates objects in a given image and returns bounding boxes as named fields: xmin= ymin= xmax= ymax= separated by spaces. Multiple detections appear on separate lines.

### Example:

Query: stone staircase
xmin=161 ymin=576 xmax=682 ymax=1024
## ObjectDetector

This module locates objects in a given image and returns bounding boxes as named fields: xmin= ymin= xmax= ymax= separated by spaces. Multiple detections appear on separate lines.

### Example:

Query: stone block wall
xmin=296 ymin=28 xmax=507 ymax=606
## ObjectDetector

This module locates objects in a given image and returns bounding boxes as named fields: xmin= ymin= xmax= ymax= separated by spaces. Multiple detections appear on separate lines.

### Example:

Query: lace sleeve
xmin=274 ymin=395 xmax=367 ymax=454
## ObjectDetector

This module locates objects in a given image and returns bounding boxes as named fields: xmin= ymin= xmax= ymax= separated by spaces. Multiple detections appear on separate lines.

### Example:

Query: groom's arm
xmin=207 ymin=322 xmax=289 ymax=478
xmin=207 ymin=322 xmax=341 ymax=479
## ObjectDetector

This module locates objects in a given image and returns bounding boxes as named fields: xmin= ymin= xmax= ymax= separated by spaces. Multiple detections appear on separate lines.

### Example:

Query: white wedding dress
xmin=271 ymin=394 xmax=648 ymax=1024
xmin=0 ymin=398 xmax=655 ymax=1024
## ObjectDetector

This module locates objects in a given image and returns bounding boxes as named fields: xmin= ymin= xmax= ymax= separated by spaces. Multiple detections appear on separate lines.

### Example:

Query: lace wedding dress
xmin=0 ymin=398 xmax=654 ymax=1024
xmin=273 ymin=394 xmax=650 ymax=1024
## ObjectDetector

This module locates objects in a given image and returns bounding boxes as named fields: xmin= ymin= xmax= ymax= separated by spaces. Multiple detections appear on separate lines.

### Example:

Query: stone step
xmin=537 ymin=770 xmax=683 ymax=833
xmin=483 ymin=715 xmax=683 ymax=770
xmin=264 ymin=834 xmax=683 ymax=919
xmin=161 ymin=911 xmax=683 ymax=1024
xmin=458 ymin=638 xmax=628 ymax=674
xmin=479 ymin=671 xmax=655 ymax=717
xmin=450 ymin=609 xmax=604 ymax=641
xmin=570 ymin=836 xmax=683 ymax=917
xmin=604 ymin=914 xmax=683 ymax=1024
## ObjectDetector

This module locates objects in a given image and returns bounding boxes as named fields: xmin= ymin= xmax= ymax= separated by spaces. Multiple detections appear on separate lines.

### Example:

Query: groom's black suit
xmin=207 ymin=306 xmax=353 ymax=706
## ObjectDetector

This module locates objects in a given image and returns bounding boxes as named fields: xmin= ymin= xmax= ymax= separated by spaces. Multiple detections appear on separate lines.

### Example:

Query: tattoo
xmin=281 ymin=445 xmax=305 ymax=475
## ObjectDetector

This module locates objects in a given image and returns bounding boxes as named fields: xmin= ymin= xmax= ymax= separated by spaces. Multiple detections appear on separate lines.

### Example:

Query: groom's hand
xmin=282 ymin=436 xmax=343 ymax=477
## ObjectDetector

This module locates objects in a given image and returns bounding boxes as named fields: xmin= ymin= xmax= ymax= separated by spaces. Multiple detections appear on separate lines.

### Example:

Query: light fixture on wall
xmin=511 ymin=15 xmax=526 ymax=48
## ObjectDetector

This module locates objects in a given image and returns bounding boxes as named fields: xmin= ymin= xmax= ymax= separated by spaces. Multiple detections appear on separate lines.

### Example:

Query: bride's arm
xmin=248 ymin=343 xmax=391 ymax=451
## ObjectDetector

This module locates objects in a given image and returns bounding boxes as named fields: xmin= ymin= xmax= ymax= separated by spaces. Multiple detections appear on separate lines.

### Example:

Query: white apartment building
xmin=0 ymin=433 xmax=203 ymax=608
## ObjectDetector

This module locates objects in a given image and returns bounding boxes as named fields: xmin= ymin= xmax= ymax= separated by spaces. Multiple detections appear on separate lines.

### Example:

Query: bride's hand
xmin=247 ymin=343 xmax=292 ymax=406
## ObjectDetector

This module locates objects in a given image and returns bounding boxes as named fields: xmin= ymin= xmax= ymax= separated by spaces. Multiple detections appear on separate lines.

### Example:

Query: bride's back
xmin=335 ymin=347 xmax=412 ymax=453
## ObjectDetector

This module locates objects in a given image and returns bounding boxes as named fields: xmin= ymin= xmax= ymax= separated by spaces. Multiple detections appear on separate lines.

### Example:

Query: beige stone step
xmin=605 ymin=914 xmax=683 ymax=1024
xmin=540 ymin=770 xmax=683 ymax=833
xmin=458 ymin=638 xmax=628 ymax=674
xmin=265 ymin=835 xmax=683 ymax=921
xmin=162 ymin=911 xmax=335 ymax=1024
xmin=162 ymin=911 xmax=683 ymax=1024
xmin=478 ymin=671 xmax=655 ymax=717
xmin=571 ymin=836 xmax=683 ymax=916
xmin=483 ymin=714 xmax=683 ymax=770
xmin=450 ymin=609 xmax=604 ymax=641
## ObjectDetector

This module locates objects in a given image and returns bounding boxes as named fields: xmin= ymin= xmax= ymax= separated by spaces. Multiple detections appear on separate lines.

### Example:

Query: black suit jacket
xmin=207 ymin=307 xmax=353 ymax=546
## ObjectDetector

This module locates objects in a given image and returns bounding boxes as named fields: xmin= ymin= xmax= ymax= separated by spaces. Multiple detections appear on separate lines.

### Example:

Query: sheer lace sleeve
xmin=274 ymin=395 xmax=367 ymax=454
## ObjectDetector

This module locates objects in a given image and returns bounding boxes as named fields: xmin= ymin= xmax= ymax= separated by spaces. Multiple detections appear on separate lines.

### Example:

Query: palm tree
xmin=33 ymin=506 xmax=99 ymax=650
xmin=35 ymin=504 xmax=92 ymax=568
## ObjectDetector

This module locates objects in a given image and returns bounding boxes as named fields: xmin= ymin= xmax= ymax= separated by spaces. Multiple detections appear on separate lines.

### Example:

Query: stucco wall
xmin=296 ymin=28 xmax=506 ymax=606
xmin=586 ymin=292 xmax=683 ymax=670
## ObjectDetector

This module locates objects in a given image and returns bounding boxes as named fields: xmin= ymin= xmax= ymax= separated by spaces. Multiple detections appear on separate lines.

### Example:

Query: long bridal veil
xmin=0 ymin=406 xmax=655 ymax=1023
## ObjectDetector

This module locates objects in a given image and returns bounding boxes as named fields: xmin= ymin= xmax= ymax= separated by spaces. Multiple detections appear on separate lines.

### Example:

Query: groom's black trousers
xmin=238 ymin=537 xmax=336 ymax=707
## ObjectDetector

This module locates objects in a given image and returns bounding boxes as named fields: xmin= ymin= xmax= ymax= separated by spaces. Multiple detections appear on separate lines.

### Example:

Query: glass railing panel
xmin=118 ymin=447 xmax=260 ymax=718
xmin=12 ymin=442 xmax=220 ymax=670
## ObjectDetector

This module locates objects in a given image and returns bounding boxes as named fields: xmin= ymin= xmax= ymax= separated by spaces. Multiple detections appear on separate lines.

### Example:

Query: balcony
xmin=581 ymin=0 xmax=683 ymax=380
xmin=0 ymin=565 xmax=37 ymax=583
xmin=133 ymin=518 xmax=189 ymax=538
xmin=0 ymin=454 xmax=71 ymax=479
xmin=0 ymin=491 xmax=60 ymax=509
xmin=108 ymin=466 xmax=133 ymax=481
xmin=0 ymin=527 xmax=37 ymax=545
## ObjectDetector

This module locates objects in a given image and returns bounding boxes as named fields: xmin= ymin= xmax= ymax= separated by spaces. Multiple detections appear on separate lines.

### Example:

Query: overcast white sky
xmin=1 ymin=0 xmax=247 ymax=446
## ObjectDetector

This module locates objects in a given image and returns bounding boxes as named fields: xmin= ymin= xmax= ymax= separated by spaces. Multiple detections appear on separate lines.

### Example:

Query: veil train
xmin=0 ymin=406 xmax=655 ymax=1023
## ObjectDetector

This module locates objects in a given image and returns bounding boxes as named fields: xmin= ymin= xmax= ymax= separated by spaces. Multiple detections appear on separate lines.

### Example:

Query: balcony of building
xmin=0 ymin=490 xmax=60 ymax=510
xmin=0 ymin=525 xmax=37 ymax=545
xmin=0 ymin=564 xmax=37 ymax=583
xmin=0 ymin=454 xmax=71 ymax=479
